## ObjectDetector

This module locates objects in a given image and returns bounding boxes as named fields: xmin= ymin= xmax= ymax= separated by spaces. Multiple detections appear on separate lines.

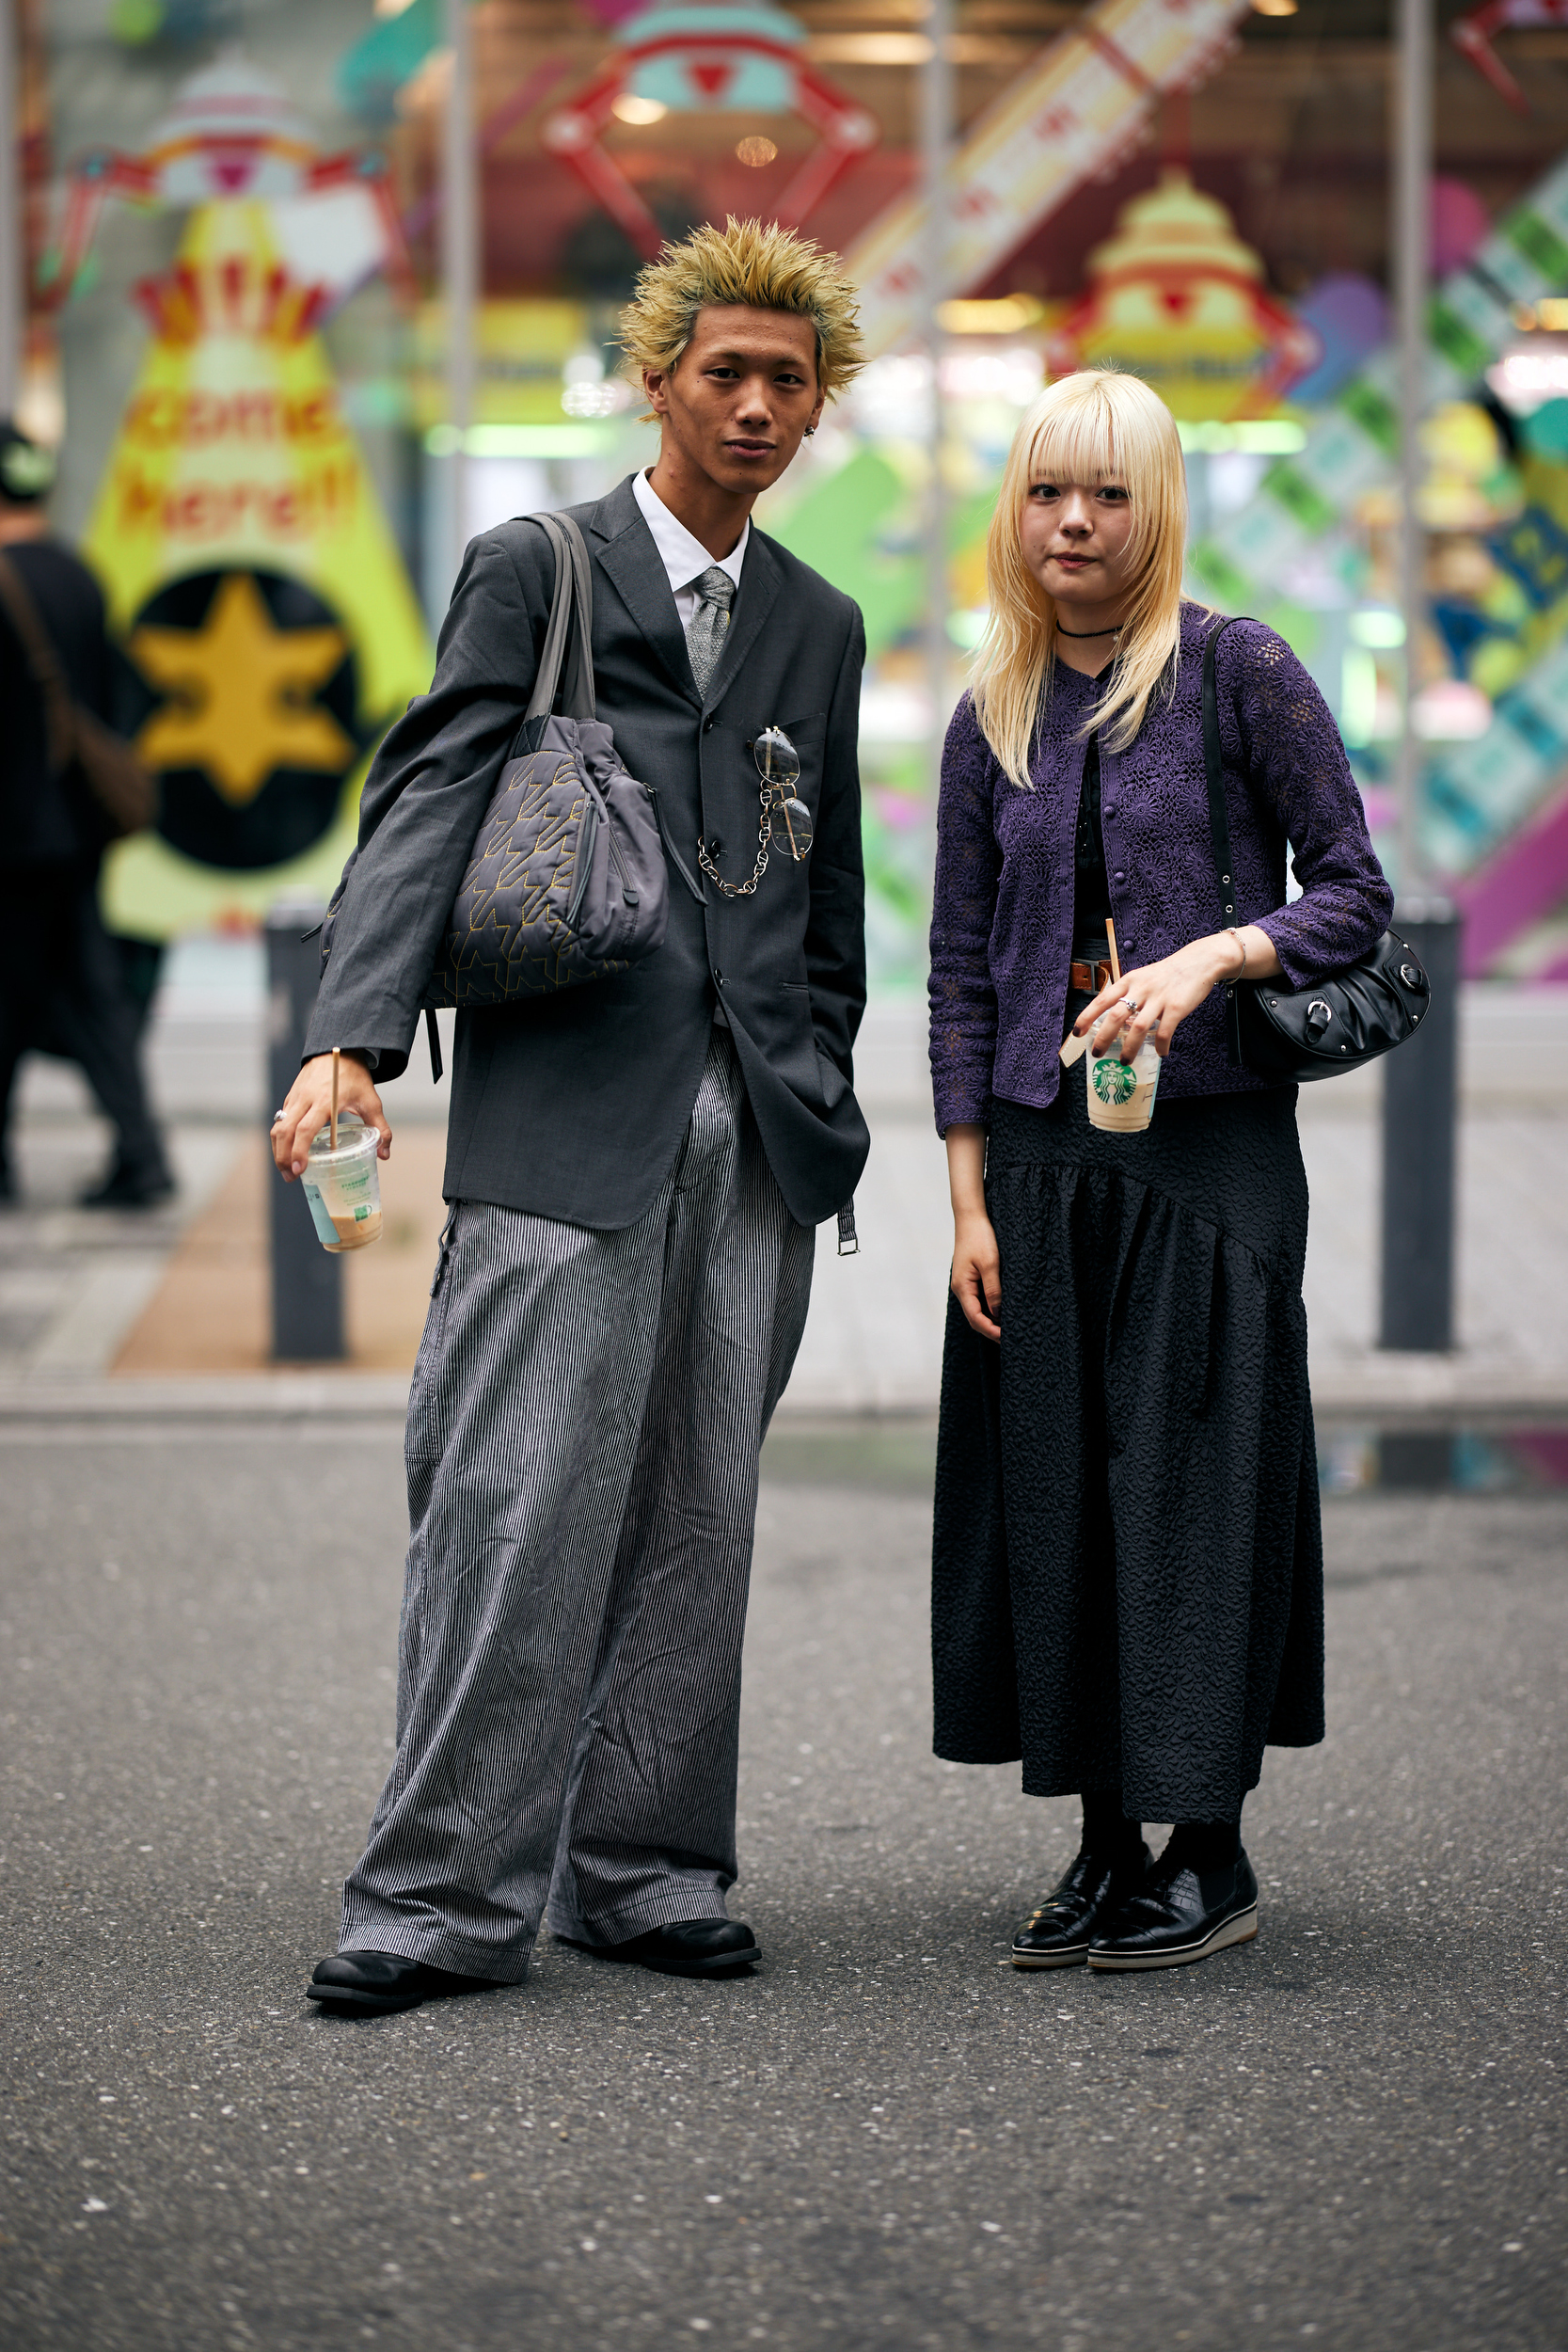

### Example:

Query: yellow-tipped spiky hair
xmin=620 ymin=216 xmax=864 ymax=403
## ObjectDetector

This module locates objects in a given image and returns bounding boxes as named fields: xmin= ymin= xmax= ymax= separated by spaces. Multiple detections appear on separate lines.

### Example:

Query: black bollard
xmin=265 ymin=906 xmax=344 ymax=1363
xmin=1378 ymin=897 xmax=1462 ymax=1353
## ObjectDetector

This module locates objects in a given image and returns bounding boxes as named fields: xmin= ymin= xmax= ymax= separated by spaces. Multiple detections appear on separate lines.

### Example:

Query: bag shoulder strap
xmin=552 ymin=513 xmax=595 ymax=719
xmin=522 ymin=511 xmax=595 ymax=728
xmin=1200 ymin=616 xmax=1250 ymax=930
xmin=0 ymin=548 xmax=76 ymax=773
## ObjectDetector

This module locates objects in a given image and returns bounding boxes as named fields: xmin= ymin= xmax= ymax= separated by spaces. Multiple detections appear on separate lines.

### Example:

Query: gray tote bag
xmin=322 ymin=513 xmax=672 ymax=1072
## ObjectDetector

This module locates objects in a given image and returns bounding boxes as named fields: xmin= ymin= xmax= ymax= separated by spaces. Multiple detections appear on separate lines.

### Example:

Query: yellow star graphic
xmin=130 ymin=571 xmax=355 ymax=806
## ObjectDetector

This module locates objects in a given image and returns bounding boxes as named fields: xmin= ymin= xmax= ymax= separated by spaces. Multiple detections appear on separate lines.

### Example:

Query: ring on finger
xmin=1124 ymin=996 xmax=1140 ymax=1017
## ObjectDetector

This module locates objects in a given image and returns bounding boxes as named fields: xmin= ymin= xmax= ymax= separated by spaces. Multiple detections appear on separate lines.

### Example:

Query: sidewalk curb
xmin=1307 ymin=1359 xmax=1568 ymax=1424
xmin=0 ymin=1370 xmax=1565 ymax=1428
xmin=0 ymin=1375 xmax=415 ymax=1423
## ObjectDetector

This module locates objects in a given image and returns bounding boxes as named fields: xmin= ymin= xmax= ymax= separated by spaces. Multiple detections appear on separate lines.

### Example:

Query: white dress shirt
xmin=632 ymin=468 xmax=749 ymax=625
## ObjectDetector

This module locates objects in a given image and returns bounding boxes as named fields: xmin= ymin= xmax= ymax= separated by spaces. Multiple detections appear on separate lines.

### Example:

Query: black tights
xmin=1081 ymin=1789 xmax=1240 ymax=1873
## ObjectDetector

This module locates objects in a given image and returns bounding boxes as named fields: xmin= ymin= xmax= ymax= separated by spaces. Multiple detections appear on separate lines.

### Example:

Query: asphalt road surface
xmin=2 ymin=1422 xmax=1564 ymax=2352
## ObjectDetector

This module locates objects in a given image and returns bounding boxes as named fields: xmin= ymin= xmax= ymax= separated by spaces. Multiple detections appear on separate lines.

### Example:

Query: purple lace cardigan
xmin=927 ymin=605 xmax=1394 ymax=1132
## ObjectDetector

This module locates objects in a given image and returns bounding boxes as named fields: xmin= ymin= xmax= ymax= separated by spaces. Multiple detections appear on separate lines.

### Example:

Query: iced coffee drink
xmin=1085 ymin=1033 xmax=1161 ymax=1133
xmin=302 ymin=1110 xmax=383 ymax=1251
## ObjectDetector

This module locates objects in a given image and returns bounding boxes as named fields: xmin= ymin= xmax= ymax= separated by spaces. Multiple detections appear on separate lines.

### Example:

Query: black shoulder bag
xmin=1200 ymin=618 xmax=1431 ymax=1083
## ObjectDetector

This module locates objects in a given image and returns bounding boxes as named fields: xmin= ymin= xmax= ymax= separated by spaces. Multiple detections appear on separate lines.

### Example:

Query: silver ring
xmin=1124 ymin=997 xmax=1140 ymax=1017
xmin=271 ymin=1110 xmax=287 ymax=1126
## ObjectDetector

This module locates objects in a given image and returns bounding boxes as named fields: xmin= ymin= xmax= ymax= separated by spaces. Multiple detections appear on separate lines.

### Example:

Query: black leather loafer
xmin=1085 ymin=1849 xmax=1259 ymax=1972
xmin=1012 ymin=1841 xmax=1152 ymax=1968
xmin=575 ymin=1919 xmax=760 ymax=1979
xmin=306 ymin=1950 xmax=509 ymax=2014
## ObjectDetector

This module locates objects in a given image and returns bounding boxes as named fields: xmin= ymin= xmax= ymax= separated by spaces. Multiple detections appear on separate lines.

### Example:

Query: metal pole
xmin=443 ymin=0 xmax=476 ymax=598
xmin=922 ymin=0 xmax=953 ymax=796
xmin=1378 ymin=0 xmax=1461 ymax=1356
xmin=0 ymin=0 xmax=23 ymax=415
xmin=1393 ymin=0 xmax=1430 ymax=893
xmin=1379 ymin=902 xmax=1459 ymax=1352
xmin=266 ymin=911 xmax=344 ymax=1364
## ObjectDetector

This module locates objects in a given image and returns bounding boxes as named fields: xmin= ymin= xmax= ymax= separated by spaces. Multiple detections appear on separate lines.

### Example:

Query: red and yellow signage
xmin=90 ymin=199 xmax=431 ymax=937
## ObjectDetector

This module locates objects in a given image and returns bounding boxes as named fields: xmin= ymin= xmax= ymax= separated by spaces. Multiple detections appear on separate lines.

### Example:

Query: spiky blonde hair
xmin=620 ymin=216 xmax=864 ymax=404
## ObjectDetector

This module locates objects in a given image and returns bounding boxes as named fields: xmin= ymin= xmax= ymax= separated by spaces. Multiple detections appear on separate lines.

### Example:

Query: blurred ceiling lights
xmin=562 ymin=380 xmax=638 ymax=417
xmin=1177 ymin=419 xmax=1308 ymax=452
xmin=1411 ymin=680 xmax=1493 ymax=740
xmin=1350 ymin=608 xmax=1406 ymax=648
xmin=561 ymin=348 xmax=640 ymax=419
xmin=803 ymin=31 xmax=1040 ymax=63
xmin=938 ymin=294 xmax=1044 ymax=334
xmin=611 ymin=92 xmax=669 ymax=124
xmin=736 ymin=135 xmax=780 ymax=167
xmin=1487 ymin=342 xmax=1568 ymax=413
xmin=808 ymin=32 xmax=933 ymax=60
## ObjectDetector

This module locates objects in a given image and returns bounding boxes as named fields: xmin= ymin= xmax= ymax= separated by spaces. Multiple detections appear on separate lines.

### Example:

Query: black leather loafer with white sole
xmin=1085 ymin=1850 xmax=1259 ymax=1972
xmin=1011 ymin=1841 xmax=1153 ymax=1969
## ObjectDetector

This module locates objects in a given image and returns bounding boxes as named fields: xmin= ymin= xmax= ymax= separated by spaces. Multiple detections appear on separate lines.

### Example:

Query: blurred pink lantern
xmin=1431 ymin=177 xmax=1491 ymax=276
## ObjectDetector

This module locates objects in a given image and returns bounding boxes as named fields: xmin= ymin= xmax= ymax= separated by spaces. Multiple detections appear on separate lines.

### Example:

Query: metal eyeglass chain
xmin=697 ymin=780 xmax=775 ymax=899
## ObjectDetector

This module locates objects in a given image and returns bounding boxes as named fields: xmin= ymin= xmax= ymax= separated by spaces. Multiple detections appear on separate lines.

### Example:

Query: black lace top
xmin=1073 ymin=732 xmax=1110 ymax=945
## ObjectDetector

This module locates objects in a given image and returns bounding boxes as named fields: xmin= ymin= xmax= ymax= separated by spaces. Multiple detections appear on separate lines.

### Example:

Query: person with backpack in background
xmin=0 ymin=422 xmax=171 ymax=1209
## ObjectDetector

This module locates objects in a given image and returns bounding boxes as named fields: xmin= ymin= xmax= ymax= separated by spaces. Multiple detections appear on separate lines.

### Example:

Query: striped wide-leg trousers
xmin=337 ymin=1031 xmax=815 ymax=1981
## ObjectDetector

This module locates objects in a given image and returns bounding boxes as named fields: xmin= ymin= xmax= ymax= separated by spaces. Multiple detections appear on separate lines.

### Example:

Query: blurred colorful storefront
xmin=26 ymin=0 xmax=1568 ymax=991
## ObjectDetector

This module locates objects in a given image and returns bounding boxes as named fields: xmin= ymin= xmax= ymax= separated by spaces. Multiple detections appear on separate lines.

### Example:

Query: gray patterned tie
xmin=685 ymin=565 xmax=735 ymax=698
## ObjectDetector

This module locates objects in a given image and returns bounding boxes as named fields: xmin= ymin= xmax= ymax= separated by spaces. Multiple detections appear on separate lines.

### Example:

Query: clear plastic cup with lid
xmin=301 ymin=1109 xmax=383 ymax=1251
xmin=1085 ymin=1033 xmax=1162 ymax=1133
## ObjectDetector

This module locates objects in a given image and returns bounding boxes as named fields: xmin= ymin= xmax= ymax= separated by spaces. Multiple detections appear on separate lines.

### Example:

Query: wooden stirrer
xmin=330 ymin=1047 xmax=340 ymax=1153
xmin=1105 ymin=916 xmax=1122 ymax=986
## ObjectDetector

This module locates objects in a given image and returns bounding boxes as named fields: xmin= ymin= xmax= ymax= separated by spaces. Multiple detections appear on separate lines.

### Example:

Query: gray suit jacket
xmin=305 ymin=473 xmax=869 ymax=1230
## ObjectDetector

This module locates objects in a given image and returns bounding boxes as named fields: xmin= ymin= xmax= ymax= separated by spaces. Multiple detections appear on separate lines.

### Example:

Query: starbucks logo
xmin=1092 ymin=1055 xmax=1138 ymax=1106
xmin=120 ymin=567 xmax=364 ymax=872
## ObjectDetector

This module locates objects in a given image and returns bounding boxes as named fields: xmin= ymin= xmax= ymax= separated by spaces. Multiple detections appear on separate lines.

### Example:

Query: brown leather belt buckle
xmin=1069 ymin=959 xmax=1112 ymax=995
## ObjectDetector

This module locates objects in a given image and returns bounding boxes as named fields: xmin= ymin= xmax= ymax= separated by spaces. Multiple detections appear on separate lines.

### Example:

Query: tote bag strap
xmin=0 ymin=548 xmax=77 ymax=774
xmin=1201 ymin=614 xmax=1258 ymax=1067
xmin=1200 ymin=616 xmax=1254 ymax=929
xmin=523 ymin=511 xmax=595 ymax=726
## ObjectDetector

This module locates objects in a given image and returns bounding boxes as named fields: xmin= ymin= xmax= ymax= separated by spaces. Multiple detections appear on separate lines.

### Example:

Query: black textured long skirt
xmin=931 ymin=1069 xmax=1324 ymax=1822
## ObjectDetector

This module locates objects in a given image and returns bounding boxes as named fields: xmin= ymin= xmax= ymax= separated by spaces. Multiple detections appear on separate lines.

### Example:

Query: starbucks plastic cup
xmin=301 ymin=1109 xmax=383 ymax=1251
xmin=1085 ymin=1034 xmax=1162 ymax=1133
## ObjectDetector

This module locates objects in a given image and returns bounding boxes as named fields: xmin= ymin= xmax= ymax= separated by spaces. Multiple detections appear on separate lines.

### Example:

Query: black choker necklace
xmin=1056 ymin=622 xmax=1123 ymax=639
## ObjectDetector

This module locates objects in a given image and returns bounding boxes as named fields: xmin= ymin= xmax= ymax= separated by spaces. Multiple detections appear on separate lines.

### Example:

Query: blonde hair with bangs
xmin=972 ymin=369 xmax=1191 ymax=787
xmin=621 ymin=216 xmax=864 ymax=410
